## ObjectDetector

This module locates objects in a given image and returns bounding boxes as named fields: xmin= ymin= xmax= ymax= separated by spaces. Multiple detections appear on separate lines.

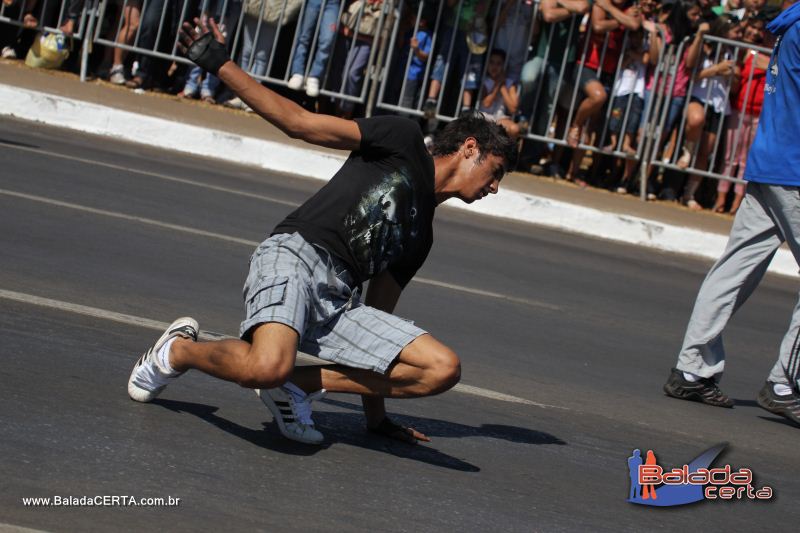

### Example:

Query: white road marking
xmin=0 ymin=141 xmax=300 ymax=207
xmin=0 ymin=188 xmax=561 ymax=311
xmin=0 ymin=288 xmax=566 ymax=409
xmin=414 ymin=277 xmax=561 ymax=311
xmin=0 ymin=188 xmax=256 ymax=247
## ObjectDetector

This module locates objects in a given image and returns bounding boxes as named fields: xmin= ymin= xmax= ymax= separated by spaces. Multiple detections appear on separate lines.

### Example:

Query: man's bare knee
xmin=238 ymin=353 xmax=293 ymax=389
xmin=238 ymin=323 xmax=297 ymax=388
xmin=425 ymin=347 xmax=461 ymax=395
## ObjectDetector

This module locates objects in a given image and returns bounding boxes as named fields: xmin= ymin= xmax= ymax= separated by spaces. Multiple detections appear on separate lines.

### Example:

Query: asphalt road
xmin=1 ymin=117 xmax=798 ymax=532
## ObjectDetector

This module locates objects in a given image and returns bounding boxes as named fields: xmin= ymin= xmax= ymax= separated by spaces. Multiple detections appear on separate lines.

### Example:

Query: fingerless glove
xmin=187 ymin=33 xmax=229 ymax=75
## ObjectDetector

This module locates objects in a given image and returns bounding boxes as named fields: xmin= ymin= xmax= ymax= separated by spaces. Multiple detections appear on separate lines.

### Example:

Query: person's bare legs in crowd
xmin=677 ymin=100 xmax=705 ymax=169
xmin=109 ymin=1 xmax=141 ymax=84
xmin=567 ymin=79 xmax=607 ymax=148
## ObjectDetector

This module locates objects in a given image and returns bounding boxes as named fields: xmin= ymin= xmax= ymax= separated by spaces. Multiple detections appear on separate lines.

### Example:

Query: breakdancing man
xmin=127 ymin=18 xmax=518 ymax=444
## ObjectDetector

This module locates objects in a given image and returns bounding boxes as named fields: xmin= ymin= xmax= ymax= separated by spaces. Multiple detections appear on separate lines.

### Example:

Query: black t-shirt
xmin=272 ymin=116 xmax=436 ymax=288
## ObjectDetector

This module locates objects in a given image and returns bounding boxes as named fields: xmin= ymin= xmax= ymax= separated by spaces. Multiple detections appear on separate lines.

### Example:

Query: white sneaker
xmin=2 ymin=46 xmax=17 ymax=59
xmin=109 ymin=64 xmax=126 ymax=85
xmin=224 ymin=96 xmax=243 ymax=108
xmin=305 ymin=77 xmax=320 ymax=98
xmin=287 ymin=73 xmax=304 ymax=91
xmin=128 ymin=317 xmax=198 ymax=403
xmin=255 ymin=382 xmax=326 ymax=444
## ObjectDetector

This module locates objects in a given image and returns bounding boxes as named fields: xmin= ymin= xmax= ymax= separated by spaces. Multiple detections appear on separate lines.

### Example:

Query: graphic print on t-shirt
xmin=343 ymin=169 xmax=419 ymax=277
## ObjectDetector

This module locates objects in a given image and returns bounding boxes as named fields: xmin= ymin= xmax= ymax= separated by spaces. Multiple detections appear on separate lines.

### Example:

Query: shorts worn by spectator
xmin=665 ymin=3 xmax=800 ymax=427
xmin=129 ymin=17 xmax=518 ymax=446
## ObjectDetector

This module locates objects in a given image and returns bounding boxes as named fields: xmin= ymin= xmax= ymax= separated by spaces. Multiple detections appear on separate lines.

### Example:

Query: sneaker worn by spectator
xmin=128 ymin=317 xmax=199 ymax=402
xmin=287 ymin=73 xmax=304 ymax=91
xmin=305 ymin=76 xmax=320 ymax=97
xmin=255 ymin=383 xmax=326 ymax=444
xmin=109 ymin=64 xmax=127 ymax=85
xmin=2 ymin=46 xmax=17 ymax=59
xmin=422 ymin=98 xmax=437 ymax=119
xmin=663 ymin=368 xmax=734 ymax=407
xmin=757 ymin=382 xmax=800 ymax=426
xmin=223 ymin=97 xmax=252 ymax=112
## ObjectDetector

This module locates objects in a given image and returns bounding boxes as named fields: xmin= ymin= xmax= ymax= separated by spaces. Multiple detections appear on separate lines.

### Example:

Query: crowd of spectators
xmin=0 ymin=0 xmax=794 ymax=213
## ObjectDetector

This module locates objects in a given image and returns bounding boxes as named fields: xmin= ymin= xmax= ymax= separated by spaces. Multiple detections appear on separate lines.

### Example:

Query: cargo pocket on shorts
xmin=248 ymin=276 xmax=290 ymax=312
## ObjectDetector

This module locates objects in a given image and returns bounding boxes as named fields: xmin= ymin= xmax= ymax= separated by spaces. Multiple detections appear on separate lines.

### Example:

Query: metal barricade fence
xmin=86 ymin=0 xmax=394 ymax=108
xmin=647 ymin=33 xmax=771 ymax=198
xmin=375 ymin=2 xmax=672 ymax=199
xmin=377 ymin=0 xmax=540 ymax=121
xmin=0 ymin=0 xmax=91 ymax=40
xmin=1 ymin=1 xmax=773 ymax=206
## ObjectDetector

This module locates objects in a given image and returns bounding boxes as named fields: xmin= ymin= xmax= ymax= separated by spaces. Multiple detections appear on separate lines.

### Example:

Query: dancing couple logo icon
xmin=626 ymin=444 xmax=773 ymax=506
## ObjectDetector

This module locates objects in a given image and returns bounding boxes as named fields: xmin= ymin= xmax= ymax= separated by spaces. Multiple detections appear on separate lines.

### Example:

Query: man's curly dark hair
xmin=431 ymin=115 xmax=518 ymax=172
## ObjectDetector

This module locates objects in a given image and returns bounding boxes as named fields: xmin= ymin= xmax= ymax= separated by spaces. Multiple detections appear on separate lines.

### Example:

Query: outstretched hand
xmin=178 ymin=17 xmax=229 ymax=74
xmin=368 ymin=417 xmax=431 ymax=444
xmin=178 ymin=16 xmax=225 ymax=53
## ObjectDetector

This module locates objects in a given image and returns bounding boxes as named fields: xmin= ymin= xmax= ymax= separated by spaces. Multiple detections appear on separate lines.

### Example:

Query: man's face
xmin=457 ymin=148 xmax=506 ymax=204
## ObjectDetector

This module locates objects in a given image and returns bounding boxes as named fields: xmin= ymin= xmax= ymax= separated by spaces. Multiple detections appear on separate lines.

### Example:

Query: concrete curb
xmin=1 ymin=83 xmax=796 ymax=278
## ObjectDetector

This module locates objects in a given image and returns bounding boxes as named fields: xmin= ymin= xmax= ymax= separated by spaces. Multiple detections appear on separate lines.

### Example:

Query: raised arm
xmin=685 ymin=22 xmax=710 ymax=70
xmin=179 ymin=18 xmax=362 ymax=152
xmin=540 ymin=0 xmax=590 ymax=24
xmin=644 ymin=20 xmax=662 ymax=65
xmin=593 ymin=0 xmax=641 ymax=33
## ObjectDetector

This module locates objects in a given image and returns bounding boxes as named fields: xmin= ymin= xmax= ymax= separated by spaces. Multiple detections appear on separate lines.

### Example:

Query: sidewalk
xmin=0 ymin=59 xmax=794 ymax=276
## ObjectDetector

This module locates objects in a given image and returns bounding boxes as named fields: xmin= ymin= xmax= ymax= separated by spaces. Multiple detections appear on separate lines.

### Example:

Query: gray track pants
xmin=677 ymin=182 xmax=800 ymax=386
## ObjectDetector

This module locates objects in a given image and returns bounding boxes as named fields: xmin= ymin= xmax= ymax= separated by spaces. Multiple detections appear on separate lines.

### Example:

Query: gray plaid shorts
xmin=239 ymin=232 xmax=427 ymax=374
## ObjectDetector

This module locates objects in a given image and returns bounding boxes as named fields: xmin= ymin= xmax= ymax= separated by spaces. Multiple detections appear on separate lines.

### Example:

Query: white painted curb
xmin=1 ymin=83 xmax=796 ymax=278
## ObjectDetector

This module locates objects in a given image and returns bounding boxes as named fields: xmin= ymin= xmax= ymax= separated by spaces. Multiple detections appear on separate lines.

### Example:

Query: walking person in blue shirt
xmin=663 ymin=2 xmax=800 ymax=427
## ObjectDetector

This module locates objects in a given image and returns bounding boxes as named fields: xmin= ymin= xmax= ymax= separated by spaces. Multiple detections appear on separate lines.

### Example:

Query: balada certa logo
xmin=627 ymin=444 xmax=773 ymax=506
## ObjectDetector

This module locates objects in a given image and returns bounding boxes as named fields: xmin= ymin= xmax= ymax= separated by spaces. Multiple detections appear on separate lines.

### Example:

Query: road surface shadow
xmin=152 ymin=398 xmax=323 ymax=456
xmin=320 ymin=398 xmax=567 ymax=446
xmin=757 ymin=415 xmax=800 ymax=429
xmin=152 ymin=398 xmax=485 ymax=471
xmin=734 ymin=399 xmax=760 ymax=407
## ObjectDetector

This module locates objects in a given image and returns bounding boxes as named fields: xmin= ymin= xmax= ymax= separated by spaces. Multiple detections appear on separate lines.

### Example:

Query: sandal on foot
xmin=685 ymin=199 xmax=703 ymax=211
xmin=125 ymin=76 xmax=144 ymax=89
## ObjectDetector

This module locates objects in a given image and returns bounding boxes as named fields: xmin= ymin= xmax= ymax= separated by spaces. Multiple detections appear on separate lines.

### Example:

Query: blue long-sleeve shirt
xmin=745 ymin=3 xmax=800 ymax=186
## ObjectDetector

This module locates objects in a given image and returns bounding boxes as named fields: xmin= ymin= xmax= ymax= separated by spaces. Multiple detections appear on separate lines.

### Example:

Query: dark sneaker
xmin=663 ymin=368 xmax=734 ymax=408
xmin=422 ymin=98 xmax=437 ymax=120
xmin=757 ymin=382 xmax=800 ymax=427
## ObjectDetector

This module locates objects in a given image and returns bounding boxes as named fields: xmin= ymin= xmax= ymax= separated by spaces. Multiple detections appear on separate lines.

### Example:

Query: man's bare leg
xmin=169 ymin=322 xmax=299 ymax=388
xmin=289 ymin=334 xmax=461 ymax=400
